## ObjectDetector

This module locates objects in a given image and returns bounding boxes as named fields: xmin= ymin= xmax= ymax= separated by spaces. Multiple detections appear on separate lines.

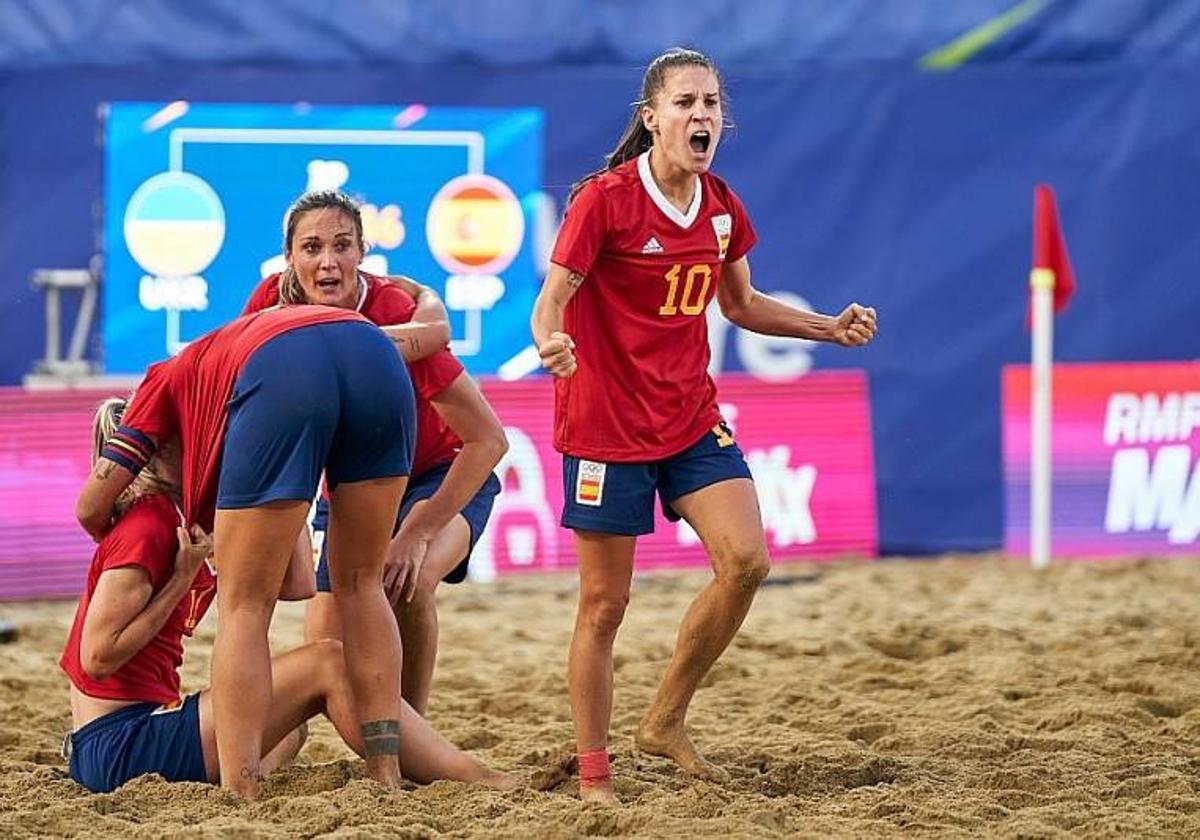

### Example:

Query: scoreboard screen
xmin=102 ymin=101 xmax=544 ymax=375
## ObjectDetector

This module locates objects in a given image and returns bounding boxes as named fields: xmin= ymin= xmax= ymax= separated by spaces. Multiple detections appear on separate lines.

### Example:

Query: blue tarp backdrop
xmin=2 ymin=1 xmax=1198 ymax=554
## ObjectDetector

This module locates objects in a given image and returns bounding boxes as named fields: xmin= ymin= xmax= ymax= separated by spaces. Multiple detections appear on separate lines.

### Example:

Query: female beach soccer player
xmin=531 ymin=47 xmax=878 ymax=802
xmin=61 ymin=398 xmax=514 ymax=794
xmin=242 ymin=190 xmax=508 ymax=716
xmin=77 ymin=302 xmax=415 ymax=799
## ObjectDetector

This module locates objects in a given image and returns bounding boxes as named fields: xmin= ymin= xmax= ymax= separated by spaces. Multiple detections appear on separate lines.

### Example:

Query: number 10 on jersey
xmin=659 ymin=263 xmax=712 ymax=316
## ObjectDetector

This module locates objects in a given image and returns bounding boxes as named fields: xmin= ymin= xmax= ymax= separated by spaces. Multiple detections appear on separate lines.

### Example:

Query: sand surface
xmin=3 ymin=555 xmax=1200 ymax=838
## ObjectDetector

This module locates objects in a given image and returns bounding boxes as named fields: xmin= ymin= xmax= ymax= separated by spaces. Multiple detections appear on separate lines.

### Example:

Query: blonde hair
xmin=91 ymin=397 xmax=178 ymax=515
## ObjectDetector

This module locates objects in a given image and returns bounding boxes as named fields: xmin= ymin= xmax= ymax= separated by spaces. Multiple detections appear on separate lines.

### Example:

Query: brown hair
xmin=91 ymin=397 xmax=178 ymax=515
xmin=278 ymin=190 xmax=365 ymax=304
xmin=568 ymin=47 xmax=727 ymax=203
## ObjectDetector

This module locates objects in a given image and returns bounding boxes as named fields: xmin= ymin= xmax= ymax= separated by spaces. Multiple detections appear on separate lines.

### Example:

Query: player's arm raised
xmin=530 ymin=263 xmax=581 ymax=377
xmin=380 ymin=275 xmax=451 ymax=362
xmin=717 ymin=257 xmax=877 ymax=347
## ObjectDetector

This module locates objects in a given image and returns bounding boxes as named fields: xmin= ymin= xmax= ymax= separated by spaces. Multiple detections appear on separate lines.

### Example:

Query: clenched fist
xmin=831 ymin=303 xmax=877 ymax=348
xmin=538 ymin=331 xmax=577 ymax=377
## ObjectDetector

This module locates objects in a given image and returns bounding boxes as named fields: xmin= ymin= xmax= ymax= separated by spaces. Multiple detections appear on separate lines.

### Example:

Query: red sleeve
xmin=362 ymin=281 xmax=417 ymax=325
xmin=725 ymin=186 xmax=758 ymax=263
xmin=551 ymin=179 xmax=609 ymax=277
xmin=241 ymin=276 xmax=281 ymax=315
xmin=97 ymin=502 xmax=177 ymax=590
xmin=409 ymin=349 xmax=465 ymax=400
xmin=120 ymin=361 xmax=179 ymax=447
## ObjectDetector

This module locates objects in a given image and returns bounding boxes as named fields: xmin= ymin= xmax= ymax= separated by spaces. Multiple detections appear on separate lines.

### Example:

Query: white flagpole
xmin=1029 ymin=267 xmax=1055 ymax=570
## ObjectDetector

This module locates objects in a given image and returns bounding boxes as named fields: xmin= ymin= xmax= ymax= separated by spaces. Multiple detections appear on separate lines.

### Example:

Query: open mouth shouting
xmin=688 ymin=129 xmax=712 ymax=156
xmin=315 ymin=275 xmax=344 ymax=294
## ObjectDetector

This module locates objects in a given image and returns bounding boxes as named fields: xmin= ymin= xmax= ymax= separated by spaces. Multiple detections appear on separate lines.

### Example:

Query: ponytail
xmin=567 ymin=47 xmax=724 ymax=205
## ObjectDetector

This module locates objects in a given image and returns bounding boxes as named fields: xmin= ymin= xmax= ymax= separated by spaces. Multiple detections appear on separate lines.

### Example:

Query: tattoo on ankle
xmin=361 ymin=719 xmax=400 ymax=757
xmin=239 ymin=765 xmax=261 ymax=782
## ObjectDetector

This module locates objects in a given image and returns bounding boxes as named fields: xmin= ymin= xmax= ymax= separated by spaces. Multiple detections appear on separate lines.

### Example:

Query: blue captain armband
xmin=100 ymin=425 xmax=156 ymax=474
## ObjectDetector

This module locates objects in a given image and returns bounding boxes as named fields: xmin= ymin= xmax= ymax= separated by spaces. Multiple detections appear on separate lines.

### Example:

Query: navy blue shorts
xmin=217 ymin=321 xmax=416 ymax=509
xmin=66 ymin=693 xmax=206 ymax=793
xmin=561 ymin=423 xmax=753 ymax=536
xmin=314 ymin=463 xmax=501 ymax=590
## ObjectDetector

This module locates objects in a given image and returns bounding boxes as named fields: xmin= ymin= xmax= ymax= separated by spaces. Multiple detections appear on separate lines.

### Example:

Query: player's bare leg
xmin=635 ymin=478 xmax=768 ymax=782
xmin=210 ymin=500 xmax=310 ymax=798
xmin=303 ymin=591 xmax=341 ymax=643
xmin=197 ymin=639 xmax=517 ymax=788
xmin=394 ymin=506 xmax=471 ymax=715
xmin=327 ymin=476 xmax=408 ymax=788
xmin=568 ymin=531 xmax=636 ymax=804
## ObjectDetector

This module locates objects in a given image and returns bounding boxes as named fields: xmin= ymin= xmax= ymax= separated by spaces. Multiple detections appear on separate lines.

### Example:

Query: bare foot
xmin=481 ymin=769 xmax=523 ymax=791
xmin=635 ymin=717 xmax=730 ymax=783
xmin=579 ymin=778 xmax=619 ymax=805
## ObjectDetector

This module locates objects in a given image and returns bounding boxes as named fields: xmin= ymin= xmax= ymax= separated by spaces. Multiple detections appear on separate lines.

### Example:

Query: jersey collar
xmin=354 ymin=273 xmax=369 ymax=312
xmin=638 ymin=150 xmax=702 ymax=229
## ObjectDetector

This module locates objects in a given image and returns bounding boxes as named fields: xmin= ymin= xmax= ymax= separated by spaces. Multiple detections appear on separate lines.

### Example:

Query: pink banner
xmin=1003 ymin=362 xmax=1200 ymax=557
xmin=0 ymin=372 xmax=876 ymax=599
xmin=473 ymin=372 xmax=877 ymax=580
xmin=0 ymin=390 xmax=120 ymax=600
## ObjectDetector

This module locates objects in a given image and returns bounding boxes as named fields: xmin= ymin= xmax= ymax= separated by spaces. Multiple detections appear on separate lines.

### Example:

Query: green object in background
xmin=919 ymin=0 xmax=1046 ymax=70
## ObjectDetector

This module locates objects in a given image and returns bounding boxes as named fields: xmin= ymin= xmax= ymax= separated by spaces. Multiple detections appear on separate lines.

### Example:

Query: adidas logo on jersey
xmin=641 ymin=236 xmax=663 ymax=254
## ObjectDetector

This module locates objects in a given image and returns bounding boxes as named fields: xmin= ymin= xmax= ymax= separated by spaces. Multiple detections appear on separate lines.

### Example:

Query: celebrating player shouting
xmin=531 ymin=47 xmax=878 ymax=803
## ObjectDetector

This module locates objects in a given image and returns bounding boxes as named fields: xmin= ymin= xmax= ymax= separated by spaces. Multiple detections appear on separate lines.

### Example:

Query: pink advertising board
xmin=0 ymin=372 xmax=877 ymax=599
xmin=1003 ymin=362 xmax=1200 ymax=557
xmin=473 ymin=373 xmax=877 ymax=579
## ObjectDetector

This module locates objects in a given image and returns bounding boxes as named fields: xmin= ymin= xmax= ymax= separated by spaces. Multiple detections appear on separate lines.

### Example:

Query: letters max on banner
xmin=0 ymin=373 xmax=877 ymax=599
xmin=1003 ymin=362 xmax=1200 ymax=557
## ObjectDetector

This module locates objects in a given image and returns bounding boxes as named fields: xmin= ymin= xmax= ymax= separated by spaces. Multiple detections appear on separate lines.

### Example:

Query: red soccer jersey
xmin=550 ymin=152 xmax=757 ymax=461
xmin=242 ymin=272 xmax=464 ymax=477
xmin=112 ymin=306 xmax=365 ymax=530
xmin=60 ymin=494 xmax=215 ymax=706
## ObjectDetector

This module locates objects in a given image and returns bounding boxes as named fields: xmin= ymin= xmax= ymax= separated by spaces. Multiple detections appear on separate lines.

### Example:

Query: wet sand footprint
xmin=847 ymin=721 xmax=896 ymax=744
xmin=757 ymin=755 xmax=902 ymax=798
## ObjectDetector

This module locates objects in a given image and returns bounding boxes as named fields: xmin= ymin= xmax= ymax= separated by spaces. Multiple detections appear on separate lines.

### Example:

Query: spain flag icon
xmin=579 ymin=477 xmax=601 ymax=503
xmin=426 ymin=174 xmax=525 ymax=276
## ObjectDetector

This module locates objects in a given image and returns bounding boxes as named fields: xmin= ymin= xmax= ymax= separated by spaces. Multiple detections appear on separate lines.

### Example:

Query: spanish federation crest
xmin=711 ymin=213 xmax=732 ymax=260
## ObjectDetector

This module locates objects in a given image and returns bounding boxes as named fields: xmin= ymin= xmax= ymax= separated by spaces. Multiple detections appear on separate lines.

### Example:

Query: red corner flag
xmin=1030 ymin=184 xmax=1076 ymax=315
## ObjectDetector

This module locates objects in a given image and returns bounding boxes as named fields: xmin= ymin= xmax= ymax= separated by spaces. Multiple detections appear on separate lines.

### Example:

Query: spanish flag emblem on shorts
xmin=576 ymin=460 xmax=606 ymax=507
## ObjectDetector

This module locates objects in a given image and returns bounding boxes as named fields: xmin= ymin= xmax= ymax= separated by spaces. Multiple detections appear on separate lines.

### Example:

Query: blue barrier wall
xmin=2 ymin=2 xmax=1198 ymax=554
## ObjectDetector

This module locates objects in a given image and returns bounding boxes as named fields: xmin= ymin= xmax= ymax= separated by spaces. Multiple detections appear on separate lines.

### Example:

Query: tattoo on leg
xmin=239 ymin=765 xmax=261 ymax=782
xmin=361 ymin=719 xmax=400 ymax=757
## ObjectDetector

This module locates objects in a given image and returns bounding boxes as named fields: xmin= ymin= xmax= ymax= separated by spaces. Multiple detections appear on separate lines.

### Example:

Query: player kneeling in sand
xmin=60 ymin=398 xmax=516 ymax=794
